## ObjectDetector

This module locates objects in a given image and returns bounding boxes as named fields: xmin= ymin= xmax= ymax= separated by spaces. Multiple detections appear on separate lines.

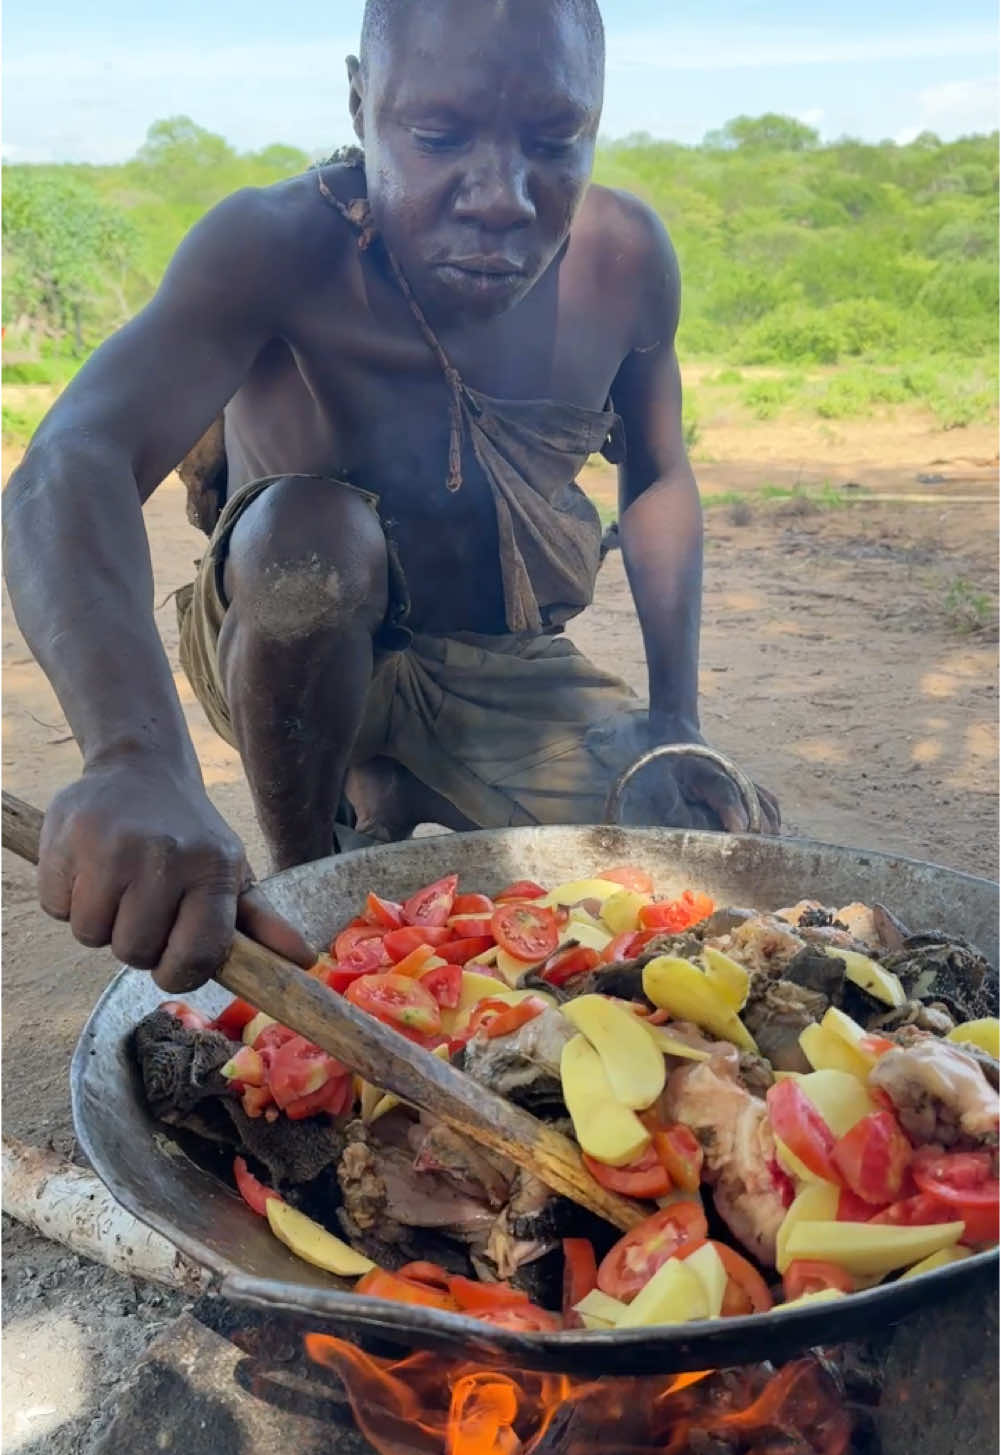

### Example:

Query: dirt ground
xmin=2 ymin=404 xmax=998 ymax=1451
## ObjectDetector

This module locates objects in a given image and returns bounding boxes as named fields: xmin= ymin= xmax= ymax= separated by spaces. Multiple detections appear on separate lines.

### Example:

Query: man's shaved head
xmin=360 ymin=0 xmax=604 ymax=74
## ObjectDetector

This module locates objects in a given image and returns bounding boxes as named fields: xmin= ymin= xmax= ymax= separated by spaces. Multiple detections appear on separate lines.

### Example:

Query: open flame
xmin=305 ymin=1336 xmax=851 ymax=1455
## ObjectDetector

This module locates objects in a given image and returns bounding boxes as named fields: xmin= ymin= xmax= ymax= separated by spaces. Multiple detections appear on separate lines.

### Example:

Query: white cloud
xmin=797 ymin=107 xmax=825 ymax=129
xmin=895 ymin=74 xmax=999 ymax=143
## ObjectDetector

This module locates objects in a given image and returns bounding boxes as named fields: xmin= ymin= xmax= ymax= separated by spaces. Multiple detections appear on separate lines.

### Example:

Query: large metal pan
xmin=71 ymin=824 xmax=999 ymax=1375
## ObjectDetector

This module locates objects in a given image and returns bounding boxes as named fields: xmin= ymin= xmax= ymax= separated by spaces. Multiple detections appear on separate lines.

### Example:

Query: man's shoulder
xmin=576 ymin=184 xmax=678 ymax=283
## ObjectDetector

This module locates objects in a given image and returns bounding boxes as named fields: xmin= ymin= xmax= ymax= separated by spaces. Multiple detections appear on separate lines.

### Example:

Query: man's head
xmin=347 ymin=0 xmax=604 ymax=320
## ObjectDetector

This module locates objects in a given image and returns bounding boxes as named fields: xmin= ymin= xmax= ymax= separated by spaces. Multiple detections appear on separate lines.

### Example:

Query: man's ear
xmin=346 ymin=55 xmax=365 ymax=142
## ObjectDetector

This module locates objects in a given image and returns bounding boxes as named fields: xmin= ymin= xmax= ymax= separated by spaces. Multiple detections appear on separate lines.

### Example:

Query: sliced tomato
xmin=210 ymin=998 xmax=259 ymax=1040
xmin=783 ymin=1259 xmax=854 ymax=1301
xmin=583 ymin=1146 xmax=671 ymax=1199
xmin=597 ymin=1203 xmax=708 ymax=1302
xmin=652 ymin=1125 xmax=704 ymax=1193
xmin=251 ymin=1023 xmax=297 ymax=1059
xmin=267 ymin=1035 xmax=349 ymax=1110
xmin=695 ymin=1241 xmax=774 ymax=1316
xmin=562 ymin=1238 xmax=598 ymax=1320
xmin=491 ymin=901 xmax=560 ymax=962
xmin=868 ymin=1192 xmax=954 ymax=1226
xmin=363 ymin=892 xmax=405 ymax=930
xmin=402 ymin=874 xmax=459 ymax=927
xmin=391 ymin=943 xmax=440 ymax=978
xmin=333 ymin=923 xmax=385 ymax=960
xmin=911 ymin=1148 xmax=1000 ymax=1246
xmin=766 ymin=1079 xmax=840 ymax=1185
xmin=468 ymin=995 xmax=549 ymax=1040
xmin=345 ymin=971 xmax=442 ymax=1038
xmin=240 ymin=1084 xmax=275 ymax=1118
xmin=356 ymin=1268 xmax=459 ymax=1312
xmin=600 ymin=864 xmax=655 ymax=894
xmin=837 ymin=1187 xmax=885 ymax=1222
xmin=859 ymin=1034 xmax=895 ymax=1058
xmin=831 ymin=1111 xmax=912 ymax=1205
xmin=493 ymin=880 xmax=547 ymax=902
xmin=222 ymin=1045 xmax=266 ymax=1087
xmin=436 ymin=935 xmax=495 ymax=965
xmin=233 ymin=1155 xmax=282 ymax=1215
xmin=395 ymin=1261 xmax=453 ymax=1290
xmin=420 ymin=960 xmax=463 ymax=1009
xmin=452 ymin=893 xmax=495 ymax=917
xmin=446 ymin=1275 xmax=530 ymax=1313
xmin=285 ymin=1072 xmax=354 ymax=1120
xmin=599 ymin=931 xmax=641 ymax=966
xmin=541 ymin=944 xmax=600 ymax=987
xmin=323 ymin=962 xmax=372 ymax=995
xmin=446 ymin=912 xmax=495 ymax=938
xmin=338 ymin=935 xmax=393 ymax=976
xmin=639 ymin=890 xmax=716 ymax=933
xmin=475 ymin=1304 xmax=563 ymax=1332
xmin=383 ymin=925 xmax=453 ymax=961
xmin=161 ymin=1000 xmax=213 ymax=1032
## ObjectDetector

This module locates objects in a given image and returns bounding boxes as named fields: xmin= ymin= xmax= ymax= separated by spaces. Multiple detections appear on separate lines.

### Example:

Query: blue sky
xmin=3 ymin=0 xmax=998 ymax=163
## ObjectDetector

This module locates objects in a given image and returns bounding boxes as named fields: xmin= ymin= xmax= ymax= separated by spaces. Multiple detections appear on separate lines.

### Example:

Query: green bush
xmin=742 ymin=375 xmax=802 ymax=418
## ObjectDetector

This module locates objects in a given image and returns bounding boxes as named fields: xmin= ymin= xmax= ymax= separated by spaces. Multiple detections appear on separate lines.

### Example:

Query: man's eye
xmin=412 ymin=130 xmax=464 ymax=152
xmin=530 ymin=136 xmax=579 ymax=158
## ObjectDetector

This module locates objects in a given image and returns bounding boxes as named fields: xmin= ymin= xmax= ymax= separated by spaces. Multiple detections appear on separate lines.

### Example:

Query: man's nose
xmin=452 ymin=146 xmax=536 ymax=231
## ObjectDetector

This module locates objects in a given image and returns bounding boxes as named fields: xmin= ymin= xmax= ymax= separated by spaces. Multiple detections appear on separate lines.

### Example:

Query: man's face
xmin=351 ymin=0 xmax=603 ymax=321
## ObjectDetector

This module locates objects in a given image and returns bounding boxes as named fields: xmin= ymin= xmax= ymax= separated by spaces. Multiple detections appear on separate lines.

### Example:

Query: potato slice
xmin=823 ymin=948 xmax=906 ymax=1009
xmin=820 ymin=1007 xmax=883 ymax=1069
xmin=701 ymin=947 xmax=750 ymax=1011
xmin=242 ymin=1011 xmax=276 ymax=1046
xmin=616 ymin=1257 xmax=709 ymax=1329
xmin=781 ymin=1289 xmax=849 ymax=1310
xmin=642 ymin=956 xmax=757 ymax=1052
xmin=797 ymin=1070 xmax=876 ymax=1137
xmin=776 ymin=1181 xmax=840 ymax=1272
xmin=601 ymin=889 xmax=649 ymax=935
xmin=782 ymin=1219 xmax=964 ymax=1278
xmin=799 ymin=1022 xmax=873 ymax=1081
xmin=267 ymin=1200 xmax=376 ymax=1277
xmin=468 ymin=944 xmax=500 ymax=967
xmin=562 ymin=994 xmax=666 ymax=1110
xmin=539 ymin=878 xmax=627 ymax=908
xmin=947 ymin=1018 xmax=1000 ymax=1059
xmin=684 ymin=1242 xmax=727 ymax=1318
xmin=899 ymin=1246 xmax=972 ymax=1280
xmin=560 ymin=1034 xmax=650 ymax=1166
xmin=642 ymin=1024 xmax=711 ymax=1062
xmin=574 ymin=1289 xmax=630 ymax=1328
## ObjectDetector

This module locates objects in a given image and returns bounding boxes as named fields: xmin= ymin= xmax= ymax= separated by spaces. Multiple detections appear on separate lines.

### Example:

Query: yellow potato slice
xmin=615 ymin=1257 xmax=709 ymax=1328
xmin=642 ymin=956 xmax=758 ymax=1052
xmin=701 ymin=947 xmax=750 ymax=1011
xmin=899 ymin=1246 xmax=972 ymax=1279
xmin=562 ymin=994 xmax=666 ymax=1110
xmin=776 ymin=1181 xmax=840 ymax=1272
xmin=820 ymin=1007 xmax=883 ymax=1069
xmin=684 ymin=1242 xmax=727 ymax=1318
xmin=601 ymin=889 xmax=650 ymax=935
xmin=799 ymin=1022 xmax=873 ymax=1081
xmin=267 ymin=1200 xmax=376 ymax=1277
xmin=538 ymin=878 xmax=628 ymax=908
xmin=797 ymin=1070 xmax=876 ymax=1137
xmin=781 ymin=1289 xmax=850 ymax=1310
xmin=823 ymin=948 xmax=906 ymax=1008
xmin=947 ymin=1018 xmax=1000 ymax=1059
xmin=560 ymin=1034 xmax=651 ymax=1166
xmin=782 ymin=1219 xmax=964 ymax=1278
xmin=242 ymin=1011 xmax=276 ymax=1046
xmin=573 ymin=1289 xmax=630 ymax=1328
xmin=642 ymin=1023 xmax=711 ymax=1061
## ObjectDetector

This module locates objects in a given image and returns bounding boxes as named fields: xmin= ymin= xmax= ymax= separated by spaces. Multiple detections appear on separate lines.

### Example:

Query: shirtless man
xmin=3 ymin=0 xmax=779 ymax=993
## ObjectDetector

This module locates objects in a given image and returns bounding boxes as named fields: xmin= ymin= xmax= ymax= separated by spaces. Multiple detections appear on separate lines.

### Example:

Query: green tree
xmin=703 ymin=114 xmax=821 ymax=152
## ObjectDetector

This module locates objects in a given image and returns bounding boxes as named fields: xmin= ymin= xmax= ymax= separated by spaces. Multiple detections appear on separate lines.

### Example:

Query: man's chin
xmin=424 ymin=262 xmax=538 ymax=319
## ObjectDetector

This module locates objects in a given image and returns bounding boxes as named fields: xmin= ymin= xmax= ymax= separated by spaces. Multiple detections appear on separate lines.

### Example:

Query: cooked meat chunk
xmin=870 ymin=1040 xmax=1000 ymax=1148
xmin=743 ymin=980 xmax=829 ymax=1073
xmin=782 ymin=945 xmax=846 ymax=1000
xmin=737 ymin=1050 xmax=775 ymax=1099
xmin=409 ymin=1120 xmax=513 ymax=1208
xmin=705 ymin=916 xmax=806 ymax=978
xmin=337 ymin=1120 xmax=498 ymax=1235
xmin=132 ymin=1009 xmax=234 ymax=1121
xmin=663 ymin=1055 xmax=787 ymax=1265
xmin=461 ymin=1008 xmax=574 ymax=1112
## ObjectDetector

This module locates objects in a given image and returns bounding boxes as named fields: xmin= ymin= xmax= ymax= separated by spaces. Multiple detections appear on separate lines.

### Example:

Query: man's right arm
xmin=3 ymin=187 xmax=314 ymax=988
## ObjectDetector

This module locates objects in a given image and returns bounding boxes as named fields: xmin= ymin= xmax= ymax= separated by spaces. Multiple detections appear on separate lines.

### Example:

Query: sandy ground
xmin=1 ymin=404 xmax=998 ymax=1451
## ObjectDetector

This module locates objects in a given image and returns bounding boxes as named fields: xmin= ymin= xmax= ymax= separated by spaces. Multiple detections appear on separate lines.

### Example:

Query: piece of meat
xmin=782 ymin=945 xmax=846 ymax=1001
xmin=662 ymin=1055 xmax=787 ymax=1266
xmin=705 ymin=916 xmax=806 ymax=978
xmin=337 ymin=1121 xmax=498 ymax=1235
xmin=132 ymin=1009 xmax=235 ymax=1121
xmin=737 ymin=1050 xmax=775 ymax=1099
xmin=409 ymin=1120 xmax=513 ymax=1209
xmin=743 ymin=980 xmax=829 ymax=1073
xmin=460 ymin=1008 xmax=574 ymax=1113
xmin=869 ymin=1040 xmax=1000 ymax=1148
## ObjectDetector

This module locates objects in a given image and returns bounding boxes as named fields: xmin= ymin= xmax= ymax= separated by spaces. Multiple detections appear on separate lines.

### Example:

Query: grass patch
xmin=943 ymin=578 xmax=998 ymax=636
xmin=740 ymin=375 xmax=804 ymax=419
xmin=2 ymin=401 xmax=47 ymax=446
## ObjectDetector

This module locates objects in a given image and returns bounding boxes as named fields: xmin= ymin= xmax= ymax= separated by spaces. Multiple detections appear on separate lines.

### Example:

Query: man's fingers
xmin=111 ymin=878 xmax=184 ymax=970
xmin=153 ymin=883 xmax=237 ymax=994
xmin=678 ymin=762 xmax=749 ymax=834
xmin=67 ymin=870 xmax=124 ymax=949
xmin=237 ymin=886 xmax=318 ymax=969
xmin=755 ymin=783 xmax=782 ymax=835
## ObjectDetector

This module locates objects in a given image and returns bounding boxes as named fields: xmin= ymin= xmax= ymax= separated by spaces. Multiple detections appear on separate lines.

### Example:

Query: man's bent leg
xmin=217 ymin=476 xmax=389 ymax=871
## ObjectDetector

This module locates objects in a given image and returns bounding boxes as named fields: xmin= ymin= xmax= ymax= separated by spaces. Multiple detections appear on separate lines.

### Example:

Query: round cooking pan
xmin=71 ymin=824 xmax=999 ymax=1375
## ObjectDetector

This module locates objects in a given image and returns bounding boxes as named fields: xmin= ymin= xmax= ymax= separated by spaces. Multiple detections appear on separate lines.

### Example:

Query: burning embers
xmin=304 ymin=1336 xmax=852 ymax=1455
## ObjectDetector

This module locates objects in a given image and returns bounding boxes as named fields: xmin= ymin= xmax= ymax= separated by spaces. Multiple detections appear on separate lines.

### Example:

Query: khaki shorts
xmin=178 ymin=475 xmax=643 ymax=832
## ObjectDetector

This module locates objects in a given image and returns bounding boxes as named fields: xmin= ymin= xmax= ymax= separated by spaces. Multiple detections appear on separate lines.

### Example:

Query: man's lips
xmin=436 ymin=256 xmax=526 ymax=277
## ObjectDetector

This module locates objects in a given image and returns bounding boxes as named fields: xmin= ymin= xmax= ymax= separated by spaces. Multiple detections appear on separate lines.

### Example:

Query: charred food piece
xmin=132 ymin=1008 xmax=235 ymax=1122
xmin=742 ymin=980 xmax=829 ymax=1073
xmin=882 ymin=934 xmax=997 ymax=1021
xmin=460 ymin=1008 xmax=574 ymax=1114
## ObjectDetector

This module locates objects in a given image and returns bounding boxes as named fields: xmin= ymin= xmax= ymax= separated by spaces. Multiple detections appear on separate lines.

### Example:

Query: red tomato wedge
xmin=600 ymin=865 xmax=655 ymax=894
xmin=476 ymin=1304 xmax=563 ymax=1332
xmin=584 ymin=1147 xmax=671 ymax=1199
xmin=562 ymin=1238 xmax=598 ymax=1319
xmin=420 ymin=960 xmax=463 ymax=1009
xmin=402 ymin=874 xmax=459 ymax=927
xmin=383 ymin=925 xmax=453 ymax=962
xmin=652 ymin=1124 xmax=704 ymax=1193
xmin=356 ymin=1268 xmax=459 ymax=1313
xmin=285 ymin=1073 xmax=354 ymax=1120
xmin=766 ymin=1079 xmax=841 ymax=1185
xmin=783 ymin=1259 xmax=854 ymax=1301
xmin=451 ymin=893 xmax=494 ymax=918
xmin=468 ymin=996 xmax=549 ymax=1040
xmin=446 ymin=1275 xmax=530 ymax=1313
xmin=323 ymin=962 xmax=372 ymax=995
xmin=161 ymin=1001 xmax=213 ymax=1032
xmin=491 ymin=901 xmax=560 ymax=962
xmin=867 ymin=1192 xmax=953 ymax=1227
xmin=234 ymin=1156 xmax=282 ymax=1215
xmin=831 ymin=1111 xmax=912 ymax=1205
xmin=396 ymin=1261 xmax=453 ymax=1290
xmin=639 ymin=891 xmax=716 ymax=933
xmin=210 ymin=998 xmax=259 ymax=1040
xmin=837 ymin=1187 xmax=885 ymax=1222
xmin=599 ymin=932 xmax=641 ymax=966
xmin=338 ymin=935 xmax=393 ymax=976
xmin=493 ymin=880 xmax=547 ymax=902
xmin=597 ymin=1203 xmax=708 ymax=1302
xmin=333 ymin=923 xmax=384 ymax=960
xmin=541 ymin=945 xmax=600 ymax=987
xmin=240 ymin=1084 xmax=275 ymax=1118
xmin=267 ymin=1035 xmax=348 ymax=1110
xmin=363 ymin=893 xmax=405 ymax=930
xmin=446 ymin=912 xmax=495 ymax=938
xmin=690 ymin=1241 xmax=774 ymax=1316
xmin=910 ymin=1148 xmax=1000 ymax=1246
xmin=435 ymin=936 xmax=495 ymax=965
xmin=345 ymin=972 xmax=441 ymax=1037
xmin=391 ymin=943 xmax=439 ymax=979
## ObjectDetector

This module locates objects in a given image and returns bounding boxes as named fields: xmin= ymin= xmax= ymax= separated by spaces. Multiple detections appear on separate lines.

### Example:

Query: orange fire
xmin=304 ymin=1335 xmax=851 ymax=1455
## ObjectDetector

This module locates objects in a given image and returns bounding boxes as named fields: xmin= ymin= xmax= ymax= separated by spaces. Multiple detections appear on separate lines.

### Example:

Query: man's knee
xmin=223 ymin=476 xmax=388 ymax=640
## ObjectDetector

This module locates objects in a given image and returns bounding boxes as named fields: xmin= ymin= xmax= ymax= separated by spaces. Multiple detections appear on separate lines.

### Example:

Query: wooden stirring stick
xmin=2 ymin=790 xmax=645 ymax=1232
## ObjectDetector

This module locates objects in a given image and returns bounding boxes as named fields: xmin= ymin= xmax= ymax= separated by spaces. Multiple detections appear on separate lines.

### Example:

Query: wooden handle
xmin=2 ymin=790 xmax=645 ymax=1231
